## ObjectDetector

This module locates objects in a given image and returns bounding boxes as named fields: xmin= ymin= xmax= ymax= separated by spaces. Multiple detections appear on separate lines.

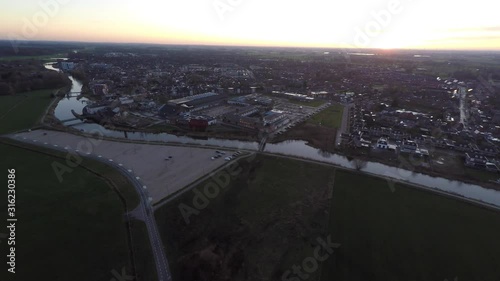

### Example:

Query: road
xmin=7 ymin=127 xmax=500 ymax=281
xmin=336 ymin=103 xmax=352 ymax=146
xmin=9 ymin=135 xmax=172 ymax=281
xmin=458 ymin=86 xmax=469 ymax=128
xmin=118 ymin=164 xmax=171 ymax=281
xmin=154 ymin=152 xmax=256 ymax=210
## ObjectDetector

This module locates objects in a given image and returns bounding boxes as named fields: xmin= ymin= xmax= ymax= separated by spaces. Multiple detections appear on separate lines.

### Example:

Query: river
xmin=44 ymin=61 xmax=500 ymax=208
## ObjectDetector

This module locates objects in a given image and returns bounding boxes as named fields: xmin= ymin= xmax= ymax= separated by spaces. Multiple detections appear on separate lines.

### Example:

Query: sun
xmin=373 ymin=39 xmax=404 ymax=49
xmin=374 ymin=41 xmax=402 ymax=50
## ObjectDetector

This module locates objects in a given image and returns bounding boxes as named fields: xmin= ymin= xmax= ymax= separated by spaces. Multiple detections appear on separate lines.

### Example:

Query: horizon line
xmin=2 ymin=39 xmax=500 ymax=53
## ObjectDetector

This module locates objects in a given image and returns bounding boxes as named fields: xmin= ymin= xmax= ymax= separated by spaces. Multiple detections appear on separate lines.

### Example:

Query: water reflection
xmin=44 ymin=63 xmax=500 ymax=208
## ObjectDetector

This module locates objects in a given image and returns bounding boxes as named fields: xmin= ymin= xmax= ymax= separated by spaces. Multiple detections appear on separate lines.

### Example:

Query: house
xmin=465 ymin=153 xmax=500 ymax=172
xmin=92 ymin=84 xmax=109 ymax=96
xmin=223 ymin=114 xmax=261 ymax=131
xmin=158 ymin=104 xmax=180 ymax=118
xmin=401 ymin=139 xmax=418 ymax=153
xmin=239 ymin=106 xmax=259 ymax=117
xmin=376 ymin=137 xmax=389 ymax=149
xmin=59 ymin=61 xmax=76 ymax=71
xmin=83 ymin=104 xmax=109 ymax=115
xmin=189 ymin=117 xmax=209 ymax=131
xmin=263 ymin=111 xmax=287 ymax=126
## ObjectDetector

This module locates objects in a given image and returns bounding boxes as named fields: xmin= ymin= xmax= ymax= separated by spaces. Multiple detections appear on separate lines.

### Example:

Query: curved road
xmin=8 ymin=129 xmax=500 ymax=281
xmin=9 ymin=135 xmax=172 ymax=281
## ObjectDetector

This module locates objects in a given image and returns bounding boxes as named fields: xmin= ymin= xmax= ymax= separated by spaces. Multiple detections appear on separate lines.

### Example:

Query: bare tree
xmin=353 ymin=158 xmax=367 ymax=171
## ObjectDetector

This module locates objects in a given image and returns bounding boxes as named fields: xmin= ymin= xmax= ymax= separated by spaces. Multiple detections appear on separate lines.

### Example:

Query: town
xmin=41 ymin=47 xmax=500 ymax=185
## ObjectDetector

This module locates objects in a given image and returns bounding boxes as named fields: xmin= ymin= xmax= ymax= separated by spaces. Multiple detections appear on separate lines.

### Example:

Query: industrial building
xmin=167 ymin=92 xmax=226 ymax=113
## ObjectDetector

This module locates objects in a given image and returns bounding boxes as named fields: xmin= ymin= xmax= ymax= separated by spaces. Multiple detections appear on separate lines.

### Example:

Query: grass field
xmin=155 ymin=154 xmax=335 ymax=281
xmin=156 ymin=154 xmax=500 ymax=281
xmin=0 ymin=53 xmax=67 ymax=61
xmin=322 ymin=170 xmax=500 ymax=281
xmin=308 ymin=104 xmax=344 ymax=128
xmin=288 ymin=99 xmax=326 ymax=107
xmin=0 ymin=142 xmax=136 ymax=281
xmin=0 ymin=85 xmax=156 ymax=280
xmin=0 ymin=89 xmax=57 ymax=134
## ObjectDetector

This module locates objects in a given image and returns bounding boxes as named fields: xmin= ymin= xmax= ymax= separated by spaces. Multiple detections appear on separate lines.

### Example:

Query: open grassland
xmin=156 ymin=154 xmax=500 ymax=281
xmin=0 ymin=89 xmax=56 ymax=134
xmin=0 ymin=141 xmax=134 ymax=281
xmin=288 ymin=99 xmax=326 ymax=108
xmin=322 ymin=170 xmax=500 ymax=281
xmin=308 ymin=104 xmax=344 ymax=128
xmin=155 ymin=154 xmax=335 ymax=281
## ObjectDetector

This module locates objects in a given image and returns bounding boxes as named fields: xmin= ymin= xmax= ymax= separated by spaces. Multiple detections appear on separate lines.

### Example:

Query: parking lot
xmin=273 ymin=101 xmax=332 ymax=135
xmin=13 ymin=130 xmax=235 ymax=203
xmin=199 ymin=105 xmax=236 ymax=118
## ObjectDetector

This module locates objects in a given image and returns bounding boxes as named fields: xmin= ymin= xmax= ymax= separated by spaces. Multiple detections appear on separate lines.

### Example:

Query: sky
xmin=1 ymin=0 xmax=500 ymax=50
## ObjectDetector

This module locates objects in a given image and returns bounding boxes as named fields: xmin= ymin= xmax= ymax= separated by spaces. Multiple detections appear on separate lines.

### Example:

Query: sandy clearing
xmin=13 ymin=130 xmax=231 ymax=203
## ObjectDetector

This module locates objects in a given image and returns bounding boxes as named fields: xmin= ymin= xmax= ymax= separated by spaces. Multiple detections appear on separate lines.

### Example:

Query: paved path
xmin=336 ymin=103 xmax=351 ymax=146
xmin=13 ymin=129 xmax=229 ymax=204
xmin=8 ymin=134 xmax=172 ymax=281
xmin=7 ymin=127 xmax=500 ymax=281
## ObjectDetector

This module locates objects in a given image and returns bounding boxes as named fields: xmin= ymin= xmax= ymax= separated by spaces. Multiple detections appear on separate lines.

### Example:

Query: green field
xmin=156 ymin=154 xmax=500 ymax=281
xmin=0 ymin=54 xmax=67 ymax=61
xmin=288 ymin=99 xmax=326 ymax=107
xmin=0 ymin=89 xmax=57 ymax=134
xmin=155 ymin=154 xmax=335 ymax=281
xmin=0 ymin=91 xmax=156 ymax=281
xmin=323 ymin=170 xmax=500 ymax=281
xmin=0 ymin=141 xmax=139 ymax=281
xmin=308 ymin=104 xmax=344 ymax=128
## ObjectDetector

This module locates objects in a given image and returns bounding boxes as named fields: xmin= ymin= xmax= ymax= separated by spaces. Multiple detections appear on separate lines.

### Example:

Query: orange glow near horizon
xmin=1 ymin=0 xmax=499 ymax=51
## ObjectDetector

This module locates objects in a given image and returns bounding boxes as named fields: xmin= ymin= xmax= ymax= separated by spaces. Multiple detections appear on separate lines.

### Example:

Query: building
xmin=59 ymin=61 xmax=76 ymax=71
xmin=168 ymin=92 xmax=226 ymax=113
xmin=401 ymin=139 xmax=418 ymax=153
xmin=282 ymin=92 xmax=315 ymax=102
xmin=376 ymin=138 xmax=389 ymax=149
xmin=83 ymin=104 xmax=109 ymax=115
xmin=223 ymin=114 xmax=261 ymax=131
xmin=189 ymin=117 xmax=209 ymax=131
xmin=263 ymin=111 xmax=287 ymax=126
xmin=228 ymin=96 xmax=250 ymax=107
xmin=239 ymin=106 xmax=259 ymax=117
xmin=310 ymin=91 xmax=329 ymax=98
xmin=92 ymin=84 xmax=109 ymax=96
xmin=119 ymin=97 xmax=134 ymax=106
xmin=465 ymin=153 xmax=500 ymax=172
xmin=158 ymin=104 xmax=180 ymax=118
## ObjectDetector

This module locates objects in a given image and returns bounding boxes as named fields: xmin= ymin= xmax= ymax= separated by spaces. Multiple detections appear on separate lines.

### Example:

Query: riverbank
xmin=271 ymin=121 xmax=500 ymax=192
xmin=271 ymin=122 xmax=337 ymax=151
xmin=42 ymin=71 xmax=499 ymax=202
xmin=42 ymin=108 xmax=500 ymax=194
xmin=155 ymin=154 xmax=500 ymax=281
xmin=336 ymin=148 xmax=500 ymax=192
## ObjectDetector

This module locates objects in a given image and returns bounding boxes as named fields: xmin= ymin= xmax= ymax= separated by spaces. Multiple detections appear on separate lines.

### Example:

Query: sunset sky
xmin=1 ymin=0 xmax=500 ymax=50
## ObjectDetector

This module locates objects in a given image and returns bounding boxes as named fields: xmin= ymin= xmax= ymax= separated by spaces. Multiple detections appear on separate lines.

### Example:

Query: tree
xmin=391 ymin=97 xmax=400 ymax=108
xmin=0 ymin=82 xmax=13 ymax=96
xmin=353 ymin=159 xmax=367 ymax=171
